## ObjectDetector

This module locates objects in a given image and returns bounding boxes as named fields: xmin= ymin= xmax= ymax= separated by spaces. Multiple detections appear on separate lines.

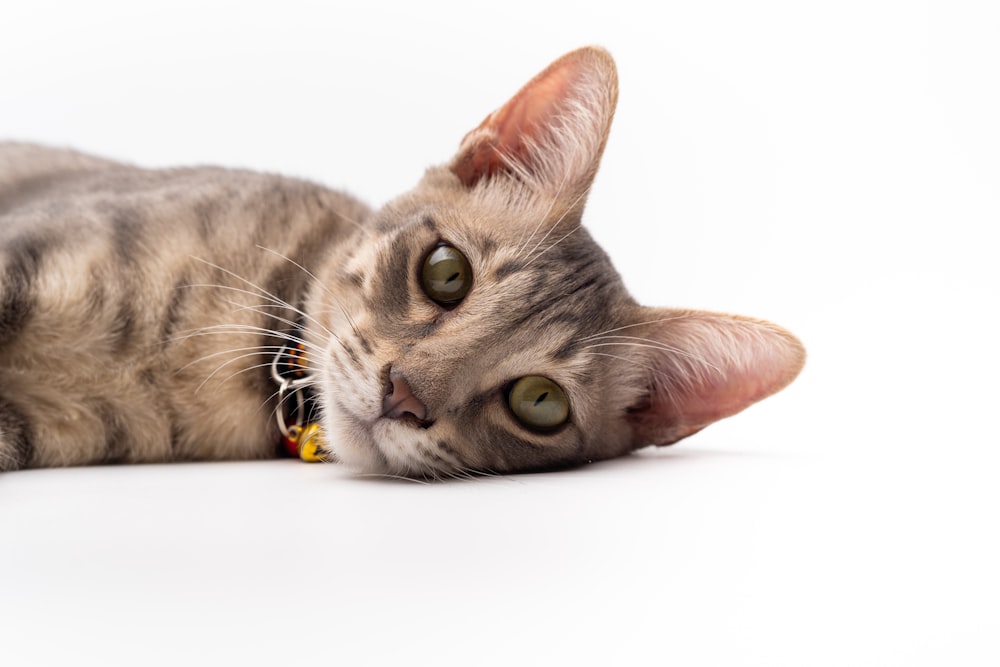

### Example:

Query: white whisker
xmin=579 ymin=351 xmax=683 ymax=405
xmin=521 ymin=184 xmax=591 ymax=263
xmin=521 ymin=224 xmax=581 ymax=270
xmin=186 ymin=256 xmax=337 ymax=342
xmin=169 ymin=325 xmax=325 ymax=360
xmin=577 ymin=316 xmax=689 ymax=342
xmin=194 ymin=357 xmax=281 ymax=394
xmin=579 ymin=337 xmax=721 ymax=374
xmin=177 ymin=344 xmax=287 ymax=375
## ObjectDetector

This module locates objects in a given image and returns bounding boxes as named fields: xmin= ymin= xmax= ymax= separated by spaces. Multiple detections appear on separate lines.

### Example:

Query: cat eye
xmin=421 ymin=243 xmax=472 ymax=306
xmin=507 ymin=376 xmax=570 ymax=432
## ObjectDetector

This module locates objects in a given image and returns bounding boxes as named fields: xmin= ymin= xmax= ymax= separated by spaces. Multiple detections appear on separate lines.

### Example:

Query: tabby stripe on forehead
xmin=368 ymin=233 xmax=412 ymax=313
xmin=505 ymin=273 xmax=610 ymax=332
xmin=0 ymin=235 xmax=50 ymax=344
xmin=0 ymin=397 xmax=33 ymax=471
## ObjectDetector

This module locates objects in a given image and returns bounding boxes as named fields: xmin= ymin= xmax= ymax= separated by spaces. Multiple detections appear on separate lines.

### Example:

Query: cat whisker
xmin=179 ymin=337 xmax=333 ymax=388
xmin=219 ymin=299 xmax=343 ymax=350
xmin=192 ymin=354 xmax=288 ymax=395
xmin=255 ymin=245 xmax=335 ymax=301
xmin=520 ymin=184 xmax=591 ymax=264
xmin=335 ymin=302 xmax=363 ymax=342
xmin=186 ymin=257 xmax=337 ymax=342
xmin=176 ymin=344 xmax=287 ymax=376
xmin=514 ymin=182 xmax=566 ymax=260
xmin=578 ymin=351 xmax=666 ymax=381
xmin=520 ymin=224 xmax=581 ymax=270
xmin=353 ymin=471 xmax=432 ymax=485
xmin=579 ymin=337 xmax=722 ymax=375
xmin=179 ymin=281 xmax=338 ymax=344
xmin=579 ymin=351 xmax=690 ymax=404
xmin=314 ymin=197 xmax=372 ymax=239
xmin=179 ymin=278 xmax=300 ymax=317
xmin=253 ymin=245 xmax=366 ymax=345
xmin=577 ymin=316 xmax=690 ymax=342
xmin=452 ymin=466 xmax=487 ymax=481
xmin=170 ymin=322 xmax=323 ymax=355
xmin=508 ymin=140 xmax=575 ymax=259
xmin=171 ymin=323 xmax=331 ymax=398
xmin=250 ymin=247 xmax=364 ymax=346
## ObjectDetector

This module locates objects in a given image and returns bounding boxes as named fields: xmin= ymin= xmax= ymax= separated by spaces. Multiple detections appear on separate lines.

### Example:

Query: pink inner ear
xmin=627 ymin=312 xmax=806 ymax=447
xmin=450 ymin=47 xmax=616 ymax=190
xmin=452 ymin=62 xmax=575 ymax=187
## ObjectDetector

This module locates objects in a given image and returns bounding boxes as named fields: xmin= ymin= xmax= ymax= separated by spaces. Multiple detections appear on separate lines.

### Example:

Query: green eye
xmin=421 ymin=244 xmax=472 ymax=305
xmin=508 ymin=376 xmax=570 ymax=432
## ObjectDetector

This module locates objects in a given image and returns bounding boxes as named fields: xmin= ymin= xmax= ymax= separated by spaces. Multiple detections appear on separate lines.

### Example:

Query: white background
xmin=2 ymin=1 xmax=998 ymax=665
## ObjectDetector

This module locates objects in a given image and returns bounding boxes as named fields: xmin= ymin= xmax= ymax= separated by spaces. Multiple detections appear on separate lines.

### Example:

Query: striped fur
xmin=0 ymin=47 xmax=804 ymax=477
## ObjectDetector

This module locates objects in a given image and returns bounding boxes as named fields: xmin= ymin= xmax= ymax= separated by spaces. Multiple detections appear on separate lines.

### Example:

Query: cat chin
xmin=319 ymin=401 xmax=440 ymax=478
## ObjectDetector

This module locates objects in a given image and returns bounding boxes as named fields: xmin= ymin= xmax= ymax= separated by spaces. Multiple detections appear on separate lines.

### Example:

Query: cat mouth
xmin=382 ymin=413 xmax=435 ymax=430
xmin=330 ymin=398 xmax=439 ymax=474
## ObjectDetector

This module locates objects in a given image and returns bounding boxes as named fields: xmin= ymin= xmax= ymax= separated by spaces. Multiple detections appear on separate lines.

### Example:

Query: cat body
xmin=0 ymin=48 xmax=804 ymax=477
xmin=0 ymin=146 xmax=368 ymax=468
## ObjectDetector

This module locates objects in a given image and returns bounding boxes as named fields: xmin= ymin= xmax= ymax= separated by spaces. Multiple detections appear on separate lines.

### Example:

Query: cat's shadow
xmin=338 ymin=443 xmax=775 ymax=485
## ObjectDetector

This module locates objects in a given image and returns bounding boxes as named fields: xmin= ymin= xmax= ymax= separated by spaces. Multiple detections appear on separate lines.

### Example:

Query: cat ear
xmin=622 ymin=309 xmax=806 ymax=448
xmin=450 ymin=46 xmax=618 ymax=209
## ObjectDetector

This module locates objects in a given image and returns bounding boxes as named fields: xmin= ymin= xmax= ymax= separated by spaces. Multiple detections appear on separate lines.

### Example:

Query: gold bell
xmin=295 ymin=422 xmax=328 ymax=462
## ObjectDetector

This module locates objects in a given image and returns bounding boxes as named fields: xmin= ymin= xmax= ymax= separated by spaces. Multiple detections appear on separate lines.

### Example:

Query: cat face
xmin=305 ymin=47 xmax=805 ymax=477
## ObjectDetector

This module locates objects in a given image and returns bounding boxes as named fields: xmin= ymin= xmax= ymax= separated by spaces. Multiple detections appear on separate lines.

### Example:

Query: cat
xmin=0 ymin=46 xmax=804 ymax=478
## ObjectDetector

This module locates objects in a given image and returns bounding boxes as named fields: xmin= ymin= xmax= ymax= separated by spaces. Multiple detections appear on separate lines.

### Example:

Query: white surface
xmin=2 ymin=1 xmax=998 ymax=665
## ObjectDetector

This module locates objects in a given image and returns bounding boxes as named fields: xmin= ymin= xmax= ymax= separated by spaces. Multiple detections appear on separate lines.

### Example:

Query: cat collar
xmin=270 ymin=342 xmax=329 ymax=462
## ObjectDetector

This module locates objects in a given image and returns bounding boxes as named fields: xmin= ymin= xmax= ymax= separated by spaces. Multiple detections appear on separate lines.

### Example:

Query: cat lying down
xmin=0 ymin=47 xmax=804 ymax=478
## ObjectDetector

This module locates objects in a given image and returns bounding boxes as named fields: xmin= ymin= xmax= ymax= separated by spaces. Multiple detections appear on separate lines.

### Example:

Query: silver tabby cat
xmin=0 ymin=47 xmax=804 ymax=478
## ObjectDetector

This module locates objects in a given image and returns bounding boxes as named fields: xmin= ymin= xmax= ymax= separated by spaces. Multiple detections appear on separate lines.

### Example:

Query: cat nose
xmin=382 ymin=369 xmax=430 ymax=424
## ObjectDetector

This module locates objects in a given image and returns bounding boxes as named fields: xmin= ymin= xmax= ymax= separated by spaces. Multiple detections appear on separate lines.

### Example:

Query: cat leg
xmin=0 ymin=396 xmax=31 ymax=471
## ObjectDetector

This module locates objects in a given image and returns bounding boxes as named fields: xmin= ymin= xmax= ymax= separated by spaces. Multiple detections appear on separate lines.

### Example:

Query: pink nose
xmin=382 ymin=370 xmax=429 ymax=423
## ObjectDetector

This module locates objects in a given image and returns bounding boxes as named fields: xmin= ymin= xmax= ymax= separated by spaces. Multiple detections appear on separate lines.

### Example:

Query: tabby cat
xmin=0 ymin=47 xmax=804 ymax=478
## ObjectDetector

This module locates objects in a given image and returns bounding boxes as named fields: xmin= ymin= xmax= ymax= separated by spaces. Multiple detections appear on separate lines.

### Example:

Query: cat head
xmin=306 ymin=47 xmax=805 ymax=478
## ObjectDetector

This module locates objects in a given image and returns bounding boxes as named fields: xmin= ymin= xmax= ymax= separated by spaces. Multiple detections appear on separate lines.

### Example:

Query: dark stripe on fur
xmin=340 ymin=340 xmax=363 ymax=369
xmin=85 ymin=268 xmax=108 ymax=320
xmin=0 ymin=174 xmax=60 ymax=217
xmin=113 ymin=301 xmax=138 ymax=352
xmin=110 ymin=208 xmax=145 ymax=266
xmin=160 ymin=275 xmax=191 ymax=346
xmin=371 ymin=233 xmax=413 ymax=313
xmin=262 ymin=261 xmax=303 ymax=322
xmin=97 ymin=401 xmax=130 ymax=464
xmin=356 ymin=333 xmax=373 ymax=355
xmin=493 ymin=260 xmax=524 ymax=280
xmin=193 ymin=197 xmax=222 ymax=241
xmin=503 ymin=271 xmax=612 ymax=334
xmin=0 ymin=397 xmax=32 ymax=471
xmin=169 ymin=423 xmax=185 ymax=460
xmin=0 ymin=234 xmax=50 ymax=346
